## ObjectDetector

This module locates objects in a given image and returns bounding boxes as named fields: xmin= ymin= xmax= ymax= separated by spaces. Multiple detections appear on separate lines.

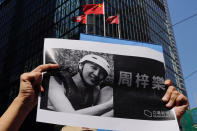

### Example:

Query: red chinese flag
xmin=82 ymin=3 xmax=103 ymax=15
xmin=72 ymin=15 xmax=86 ymax=24
xmin=106 ymin=16 xmax=119 ymax=24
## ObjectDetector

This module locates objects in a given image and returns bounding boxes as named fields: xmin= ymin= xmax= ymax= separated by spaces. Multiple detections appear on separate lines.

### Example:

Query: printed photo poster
xmin=37 ymin=38 xmax=179 ymax=131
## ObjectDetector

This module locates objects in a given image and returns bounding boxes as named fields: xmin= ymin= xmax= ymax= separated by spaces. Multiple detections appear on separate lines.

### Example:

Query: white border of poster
xmin=37 ymin=38 xmax=179 ymax=131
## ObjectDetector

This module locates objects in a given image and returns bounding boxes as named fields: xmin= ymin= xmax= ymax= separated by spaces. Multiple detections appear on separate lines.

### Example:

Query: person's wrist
xmin=14 ymin=96 xmax=35 ymax=112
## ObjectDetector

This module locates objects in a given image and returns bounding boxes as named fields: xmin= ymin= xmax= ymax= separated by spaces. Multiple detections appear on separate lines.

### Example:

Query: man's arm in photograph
xmin=48 ymin=76 xmax=113 ymax=116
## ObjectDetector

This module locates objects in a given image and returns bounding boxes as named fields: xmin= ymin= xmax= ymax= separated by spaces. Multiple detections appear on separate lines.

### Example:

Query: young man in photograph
xmin=47 ymin=54 xmax=113 ymax=116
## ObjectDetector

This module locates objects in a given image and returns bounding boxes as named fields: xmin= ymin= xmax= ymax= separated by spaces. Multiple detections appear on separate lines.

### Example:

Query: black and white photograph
xmin=40 ymin=48 xmax=114 ymax=117
xmin=37 ymin=38 xmax=180 ymax=131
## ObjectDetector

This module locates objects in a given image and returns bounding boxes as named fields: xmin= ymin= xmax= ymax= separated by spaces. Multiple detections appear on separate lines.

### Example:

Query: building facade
xmin=55 ymin=0 xmax=186 ymax=94
xmin=0 ymin=0 xmax=186 ymax=130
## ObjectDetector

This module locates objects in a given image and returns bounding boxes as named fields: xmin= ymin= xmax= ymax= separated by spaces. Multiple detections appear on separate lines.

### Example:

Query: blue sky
xmin=167 ymin=0 xmax=197 ymax=109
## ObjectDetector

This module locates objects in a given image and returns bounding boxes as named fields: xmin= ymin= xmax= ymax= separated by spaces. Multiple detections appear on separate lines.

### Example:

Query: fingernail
xmin=166 ymin=103 xmax=171 ymax=108
xmin=162 ymin=97 xmax=167 ymax=102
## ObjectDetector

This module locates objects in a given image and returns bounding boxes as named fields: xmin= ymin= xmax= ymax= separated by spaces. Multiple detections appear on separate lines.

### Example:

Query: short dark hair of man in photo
xmin=47 ymin=54 xmax=114 ymax=116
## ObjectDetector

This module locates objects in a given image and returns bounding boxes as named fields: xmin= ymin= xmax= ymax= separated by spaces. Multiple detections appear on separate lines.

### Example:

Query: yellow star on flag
xmin=97 ymin=4 xmax=102 ymax=7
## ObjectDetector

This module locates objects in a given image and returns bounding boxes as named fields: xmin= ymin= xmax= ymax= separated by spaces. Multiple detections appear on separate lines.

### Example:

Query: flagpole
xmin=103 ymin=0 xmax=106 ymax=37
xmin=93 ymin=0 xmax=96 ymax=35
xmin=118 ymin=14 xmax=121 ymax=39
xmin=86 ymin=15 xmax=88 ymax=34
